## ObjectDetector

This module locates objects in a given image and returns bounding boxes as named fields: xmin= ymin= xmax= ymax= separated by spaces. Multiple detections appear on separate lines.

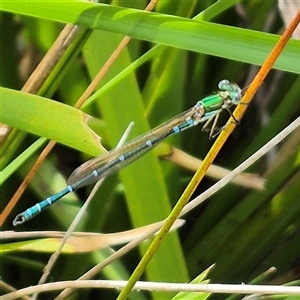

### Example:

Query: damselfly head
xmin=218 ymin=79 xmax=242 ymax=105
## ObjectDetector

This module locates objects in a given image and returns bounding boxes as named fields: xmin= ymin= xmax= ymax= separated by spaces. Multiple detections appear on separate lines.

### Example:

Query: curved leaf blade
xmin=1 ymin=87 xmax=104 ymax=156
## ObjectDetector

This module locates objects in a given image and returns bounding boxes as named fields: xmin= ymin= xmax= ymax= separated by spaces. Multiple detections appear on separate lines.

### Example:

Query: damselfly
xmin=13 ymin=79 xmax=242 ymax=226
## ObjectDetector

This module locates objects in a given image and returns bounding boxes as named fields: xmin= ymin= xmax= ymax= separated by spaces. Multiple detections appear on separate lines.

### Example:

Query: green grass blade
xmin=2 ymin=2 xmax=300 ymax=74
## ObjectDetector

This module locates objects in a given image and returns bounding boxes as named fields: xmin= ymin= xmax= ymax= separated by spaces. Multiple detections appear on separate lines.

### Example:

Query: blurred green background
xmin=1 ymin=1 xmax=300 ymax=299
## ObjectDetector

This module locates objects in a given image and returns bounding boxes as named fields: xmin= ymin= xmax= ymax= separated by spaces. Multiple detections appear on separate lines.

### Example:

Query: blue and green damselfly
xmin=13 ymin=80 xmax=242 ymax=226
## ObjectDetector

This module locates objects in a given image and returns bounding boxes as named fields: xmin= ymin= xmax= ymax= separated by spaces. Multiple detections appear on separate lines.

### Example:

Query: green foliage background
xmin=1 ymin=0 xmax=300 ymax=299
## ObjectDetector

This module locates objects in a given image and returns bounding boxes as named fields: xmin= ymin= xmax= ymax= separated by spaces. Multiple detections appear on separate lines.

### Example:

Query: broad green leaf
xmin=82 ymin=29 xmax=189 ymax=291
xmin=2 ymin=1 xmax=300 ymax=74
xmin=1 ymin=87 xmax=105 ymax=157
